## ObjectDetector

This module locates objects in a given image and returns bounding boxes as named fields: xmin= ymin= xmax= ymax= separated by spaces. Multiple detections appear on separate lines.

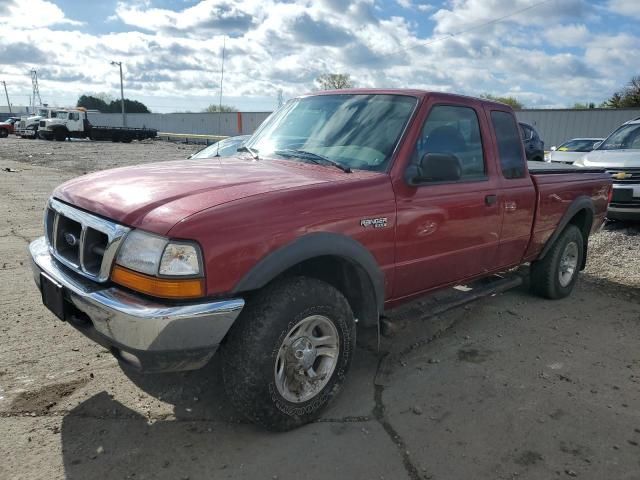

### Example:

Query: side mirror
xmin=550 ymin=146 xmax=557 ymax=151
xmin=406 ymin=153 xmax=461 ymax=185
xmin=592 ymin=142 xmax=601 ymax=150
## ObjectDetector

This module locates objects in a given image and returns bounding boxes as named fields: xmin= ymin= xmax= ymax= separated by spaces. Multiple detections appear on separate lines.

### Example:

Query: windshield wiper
xmin=274 ymin=149 xmax=351 ymax=173
xmin=237 ymin=145 xmax=259 ymax=159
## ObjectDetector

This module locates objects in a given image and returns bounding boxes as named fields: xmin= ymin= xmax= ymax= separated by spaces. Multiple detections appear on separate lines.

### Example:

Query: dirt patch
xmin=457 ymin=347 xmax=493 ymax=363
xmin=514 ymin=450 xmax=544 ymax=466
xmin=9 ymin=378 xmax=90 ymax=415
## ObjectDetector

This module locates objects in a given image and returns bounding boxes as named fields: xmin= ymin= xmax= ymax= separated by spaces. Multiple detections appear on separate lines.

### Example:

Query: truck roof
xmin=305 ymin=88 xmax=511 ymax=109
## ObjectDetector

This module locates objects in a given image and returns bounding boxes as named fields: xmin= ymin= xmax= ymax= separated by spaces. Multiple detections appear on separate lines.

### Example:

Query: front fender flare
xmin=232 ymin=232 xmax=385 ymax=311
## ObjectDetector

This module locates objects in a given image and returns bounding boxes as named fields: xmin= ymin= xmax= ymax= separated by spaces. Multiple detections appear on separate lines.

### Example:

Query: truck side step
xmin=382 ymin=271 xmax=524 ymax=335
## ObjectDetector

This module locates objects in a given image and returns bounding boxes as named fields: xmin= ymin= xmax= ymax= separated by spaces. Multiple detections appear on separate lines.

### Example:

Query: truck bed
xmin=525 ymin=163 xmax=610 ymax=261
xmin=527 ymin=161 xmax=604 ymax=175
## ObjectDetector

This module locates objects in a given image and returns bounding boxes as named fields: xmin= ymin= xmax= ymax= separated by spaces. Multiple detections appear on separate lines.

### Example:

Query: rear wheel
xmin=221 ymin=276 xmax=356 ymax=431
xmin=0 ymin=129 xmax=7 ymax=138
xmin=530 ymin=224 xmax=583 ymax=299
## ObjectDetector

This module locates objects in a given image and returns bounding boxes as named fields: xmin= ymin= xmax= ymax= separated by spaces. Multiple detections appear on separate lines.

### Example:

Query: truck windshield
xmin=245 ymin=94 xmax=417 ymax=172
xmin=598 ymin=123 xmax=640 ymax=150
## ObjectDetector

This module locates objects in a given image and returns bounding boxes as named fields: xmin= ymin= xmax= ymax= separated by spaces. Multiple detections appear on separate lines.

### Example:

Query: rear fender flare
xmin=537 ymin=196 xmax=595 ymax=267
xmin=232 ymin=232 xmax=385 ymax=312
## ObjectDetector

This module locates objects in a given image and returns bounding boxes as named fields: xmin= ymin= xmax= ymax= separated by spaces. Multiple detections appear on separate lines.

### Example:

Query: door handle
xmin=505 ymin=201 xmax=517 ymax=212
xmin=485 ymin=194 xmax=497 ymax=206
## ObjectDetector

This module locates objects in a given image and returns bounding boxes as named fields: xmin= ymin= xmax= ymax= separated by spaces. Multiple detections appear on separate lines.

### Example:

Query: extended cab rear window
xmin=491 ymin=111 xmax=526 ymax=179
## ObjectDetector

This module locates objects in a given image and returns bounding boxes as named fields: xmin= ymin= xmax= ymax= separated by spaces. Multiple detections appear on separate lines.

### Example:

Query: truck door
xmin=68 ymin=111 xmax=82 ymax=133
xmin=392 ymin=101 xmax=501 ymax=298
xmin=487 ymin=110 xmax=536 ymax=268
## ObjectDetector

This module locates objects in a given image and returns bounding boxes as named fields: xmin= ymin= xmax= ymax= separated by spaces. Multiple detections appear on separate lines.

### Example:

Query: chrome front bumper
xmin=29 ymin=236 xmax=244 ymax=372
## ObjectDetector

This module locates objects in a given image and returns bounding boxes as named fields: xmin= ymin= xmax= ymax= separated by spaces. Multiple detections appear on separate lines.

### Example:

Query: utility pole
xmin=2 ymin=81 xmax=11 ymax=113
xmin=110 ymin=61 xmax=126 ymax=126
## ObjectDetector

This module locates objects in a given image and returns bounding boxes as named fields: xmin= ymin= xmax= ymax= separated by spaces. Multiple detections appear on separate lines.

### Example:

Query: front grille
xmin=607 ymin=168 xmax=640 ymax=183
xmin=19 ymin=120 xmax=25 ymax=128
xmin=44 ymin=199 xmax=130 ymax=282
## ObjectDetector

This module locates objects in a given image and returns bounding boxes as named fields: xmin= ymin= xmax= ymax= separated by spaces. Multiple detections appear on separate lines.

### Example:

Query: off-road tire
xmin=530 ymin=224 xmax=584 ymax=299
xmin=221 ymin=276 xmax=356 ymax=431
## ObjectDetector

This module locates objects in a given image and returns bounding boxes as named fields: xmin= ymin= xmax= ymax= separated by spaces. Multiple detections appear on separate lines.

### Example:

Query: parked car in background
xmin=574 ymin=117 xmax=640 ymax=221
xmin=29 ymin=90 xmax=611 ymax=430
xmin=0 ymin=117 xmax=21 ymax=137
xmin=545 ymin=138 xmax=603 ymax=164
xmin=189 ymin=135 xmax=251 ymax=159
xmin=519 ymin=122 xmax=545 ymax=161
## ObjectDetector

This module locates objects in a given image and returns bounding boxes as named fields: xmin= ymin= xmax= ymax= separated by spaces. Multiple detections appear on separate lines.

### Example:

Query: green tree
xmin=77 ymin=94 xmax=109 ymax=111
xmin=116 ymin=99 xmax=150 ymax=113
xmin=603 ymin=76 xmax=640 ymax=108
xmin=204 ymin=104 xmax=238 ymax=112
xmin=77 ymin=95 xmax=150 ymax=113
xmin=315 ymin=73 xmax=354 ymax=90
xmin=572 ymin=102 xmax=595 ymax=109
xmin=480 ymin=93 xmax=524 ymax=110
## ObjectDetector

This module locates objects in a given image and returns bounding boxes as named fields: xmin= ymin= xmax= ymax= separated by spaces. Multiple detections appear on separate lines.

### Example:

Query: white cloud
xmin=0 ymin=0 xmax=82 ymax=29
xmin=544 ymin=23 xmax=590 ymax=47
xmin=0 ymin=0 xmax=637 ymax=111
xmin=608 ymin=0 xmax=640 ymax=19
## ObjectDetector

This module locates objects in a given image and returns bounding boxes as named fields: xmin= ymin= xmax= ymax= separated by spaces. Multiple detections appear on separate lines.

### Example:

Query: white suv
xmin=574 ymin=117 xmax=640 ymax=221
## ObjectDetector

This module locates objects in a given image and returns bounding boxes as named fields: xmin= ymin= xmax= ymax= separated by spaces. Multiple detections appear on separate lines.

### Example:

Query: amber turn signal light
xmin=111 ymin=265 xmax=205 ymax=299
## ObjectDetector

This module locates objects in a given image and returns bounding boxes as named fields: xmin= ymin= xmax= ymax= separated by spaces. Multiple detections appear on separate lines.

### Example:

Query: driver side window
xmin=413 ymin=105 xmax=486 ymax=181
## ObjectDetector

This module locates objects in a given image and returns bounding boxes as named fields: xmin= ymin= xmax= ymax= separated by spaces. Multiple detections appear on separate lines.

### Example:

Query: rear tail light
xmin=607 ymin=186 xmax=613 ymax=205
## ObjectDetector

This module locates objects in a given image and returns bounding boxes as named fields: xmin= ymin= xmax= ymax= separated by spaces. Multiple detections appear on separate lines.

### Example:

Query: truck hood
xmin=576 ymin=149 xmax=640 ymax=168
xmin=53 ymin=157 xmax=360 ymax=235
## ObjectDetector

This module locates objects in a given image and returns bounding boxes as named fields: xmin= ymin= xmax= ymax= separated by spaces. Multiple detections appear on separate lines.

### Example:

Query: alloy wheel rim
xmin=274 ymin=314 xmax=340 ymax=403
xmin=559 ymin=241 xmax=579 ymax=287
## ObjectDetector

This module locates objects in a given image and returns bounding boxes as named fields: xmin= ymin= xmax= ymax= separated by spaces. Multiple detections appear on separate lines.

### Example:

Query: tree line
xmin=77 ymin=95 xmax=151 ymax=113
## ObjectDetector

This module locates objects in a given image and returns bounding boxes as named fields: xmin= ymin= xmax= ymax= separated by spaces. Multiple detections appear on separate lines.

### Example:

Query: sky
xmin=1 ymin=0 xmax=639 ymax=112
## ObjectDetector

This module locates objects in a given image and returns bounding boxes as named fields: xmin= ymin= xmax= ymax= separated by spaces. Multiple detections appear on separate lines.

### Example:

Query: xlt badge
xmin=360 ymin=217 xmax=388 ymax=229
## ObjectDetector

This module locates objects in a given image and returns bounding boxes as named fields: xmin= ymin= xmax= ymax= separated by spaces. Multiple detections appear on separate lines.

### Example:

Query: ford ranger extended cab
xmin=29 ymin=90 xmax=611 ymax=430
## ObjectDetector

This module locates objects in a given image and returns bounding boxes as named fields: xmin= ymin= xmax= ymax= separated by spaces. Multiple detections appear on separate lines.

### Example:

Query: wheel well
xmin=279 ymin=255 xmax=379 ymax=328
xmin=567 ymin=208 xmax=593 ymax=270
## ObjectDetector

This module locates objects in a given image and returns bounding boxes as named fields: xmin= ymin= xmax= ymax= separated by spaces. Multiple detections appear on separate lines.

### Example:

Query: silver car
xmin=545 ymin=138 xmax=603 ymax=164
xmin=189 ymin=135 xmax=251 ymax=159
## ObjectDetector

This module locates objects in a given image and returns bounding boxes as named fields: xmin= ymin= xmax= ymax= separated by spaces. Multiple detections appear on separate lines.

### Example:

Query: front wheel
xmin=530 ymin=224 xmax=584 ymax=299
xmin=221 ymin=276 xmax=356 ymax=431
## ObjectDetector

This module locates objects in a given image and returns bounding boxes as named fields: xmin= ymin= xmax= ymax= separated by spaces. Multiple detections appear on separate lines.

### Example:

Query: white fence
xmin=83 ymin=108 xmax=640 ymax=148
xmin=86 ymin=112 xmax=272 ymax=137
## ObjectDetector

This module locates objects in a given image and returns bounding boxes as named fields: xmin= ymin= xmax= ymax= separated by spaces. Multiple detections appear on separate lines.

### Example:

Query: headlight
xmin=113 ymin=230 xmax=204 ymax=299
xmin=116 ymin=230 xmax=167 ymax=275
xmin=160 ymin=243 xmax=201 ymax=276
xmin=116 ymin=230 xmax=203 ymax=276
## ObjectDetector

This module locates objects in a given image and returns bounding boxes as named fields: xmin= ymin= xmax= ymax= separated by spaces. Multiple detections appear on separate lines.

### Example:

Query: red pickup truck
xmin=29 ymin=90 xmax=611 ymax=430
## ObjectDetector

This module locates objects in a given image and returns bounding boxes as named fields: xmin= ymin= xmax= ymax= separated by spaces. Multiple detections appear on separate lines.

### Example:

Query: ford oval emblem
xmin=64 ymin=232 xmax=78 ymax=246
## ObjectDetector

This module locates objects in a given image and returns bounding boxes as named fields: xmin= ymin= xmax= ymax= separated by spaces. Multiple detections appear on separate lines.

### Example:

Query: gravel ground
xmin=1 ymin=136 xmax=639 ymax=480
xmin=585 ymin=221 xmax=640 ymax=289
